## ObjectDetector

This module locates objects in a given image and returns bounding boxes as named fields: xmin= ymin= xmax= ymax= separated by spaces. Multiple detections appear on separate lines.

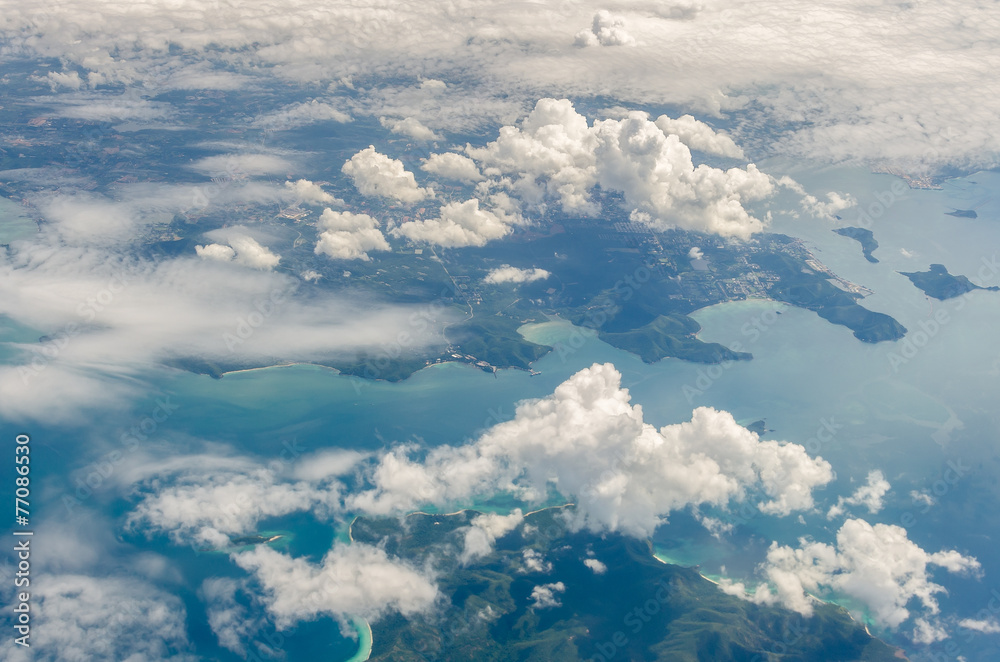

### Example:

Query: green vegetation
xmin=755 ymin=251 xmax=906 ymax=342
xmin=900 ymin=263 xmax=999 ymax=300
xmin=599 ymin=314 xmax=752 ymax=364
xmin=445 ymin=316 xmax=552 ymax=370
xmin=833 ymin=227 xmax=879 ymax=263
xmin=354 ymin=508 xmax=901 ymax=662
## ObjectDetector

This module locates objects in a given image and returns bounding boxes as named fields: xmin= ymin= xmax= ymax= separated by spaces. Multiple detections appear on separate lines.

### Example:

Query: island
xmin=833 ymin=227 xmax=879 ymax=263
xmin=900 ymin=263 xmax=999 ymax=300
xmin=353 ymin=508 xmax=902 ymax=662
xmin=945 ymin=209 xmax=978 ymax=219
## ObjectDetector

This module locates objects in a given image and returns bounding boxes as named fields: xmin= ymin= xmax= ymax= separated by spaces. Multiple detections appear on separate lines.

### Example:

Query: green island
xmin=833 ymin=227 xmax=879 ymax=263
xmin=900 ymin=263 xmax=999 ymax=300
xmin=352 ymin=508 xmax=902 ymax=662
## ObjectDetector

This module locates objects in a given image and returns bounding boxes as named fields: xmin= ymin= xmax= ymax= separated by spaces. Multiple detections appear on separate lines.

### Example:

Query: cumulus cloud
xmin=196 ymin=234 xmax=281 ymax=270
xmin=232 ymin=543 xmax=438 ymax=627
xmin=45 ymin=70 xmax=83 ymax=90
xmin=342 ymin=146 xmax=433 ymax=203
xmin=314 ymin=209 xmax=390 ymax=261
xmin=348 ymin=363 xmax=833 ymax=537
xmin=380 ymin=116 xmax=443 ymax=141
xmin=777 ymin=176 xmax=856 ymax=219
xmin=460 ymin=509 xmax=524 ymax=564
xmin=826 ymin=470 xmax=891 ymax=520
xmin=521 ymin=548 xmax=553 ymax=574
xmin=720 ymin=518 xmax=981 ymax=630
xmin=584 ymin=558 xmax=607 ymax=574
xmin=284 ymin=179 xmax=343 ymax=206
xmin=483 ymin=265 xmax=550 ymax=284
xmin=574 ymin=11 xmax=635 ymax=47
xmin=529 ymin=582 xmax=566 ymax=609
xmin=654 ymin=114 xmax=745 ymax=159
xmin=467 ymin=99 xmax=770 ymax=238
xmin=392 ymin=199 xmax=513 ymax=248
xmin=912 ymin=618 xmax=949 ymax=644
xmin=421 ymin=152 xmax=484 ymax=183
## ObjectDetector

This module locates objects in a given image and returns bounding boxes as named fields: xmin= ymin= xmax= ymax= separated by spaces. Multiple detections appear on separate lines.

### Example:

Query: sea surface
xmin=9 ymin=165 xmax=1000 ymax=660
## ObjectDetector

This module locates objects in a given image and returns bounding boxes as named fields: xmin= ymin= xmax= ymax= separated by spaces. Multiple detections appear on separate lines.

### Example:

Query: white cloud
xmin=720 ymin=518 xmax=981 ymax=629
xmin=196 ymin=233 xmax=281 ymax=270
xmin=468 ymin=99 xmax=771 ymax=238
xmin=380 ymin=116 xmax=443 ymax=141
xmin=195 ymin=243 xmax=237 ymax=262
xmin=574 ymin=11 xmax=635 ymax=47
xmin=201 ymin=578 xmax=271 ymax=658
xmin=0 ymin=238 xmax=450 ymax=422
xmin=460 ymin=509 xmax=524 ymax=564
xmin=777 ymin=176 xmax=857 ymax=219
xmin=392 ymin=199 xmax=513 ymax=248
xmin=128 ymin=466 xmax=341 ymax=549
xmin=484 ymin=265 xmax=550 ymax=285
xmin=529 ymin=582 xmax=565 ymax=609
xmin=688 ymin=247 xmax=704 ymax=260
xmin=522 ymin=549 xmax=553 ymax=574
xmin=342 ymin=146 xmax=433 ymax=203
xmin=421 ymin=152 xmax=484 ymax=183
xmin=1 ymin=574 xmax=194 ymax=661
xmin=314 ymin=209 xmax=390 ymax=261
xmin=191 ymin=153 xmax=294 ymax=177
xmin=45 ymin=70 xmax=83 ymax=90
xmin=290 ymin=449 xmax=367 ymax=482
xmin=348 ymin=363 xmax=833 ymax=537
xmin=47 ymin=93 xmax=174 ymax=122
xmin=232 ymin=543 xmax=438 ymax=628
xmin=827 ymin=470 xmax=891 ymax=520
xmin=912 ymin=618 xmax=949 ymax=644
xmin=959 ymin=617 xmax=1000 ymax=634
xmin=584 ymin=558 xmax=607 ymax=574
xmin=8 ymin=1 xmax=1000 ymax=170
xmin=654 ymin=114 xmax=745 ymax=159
xmin=252 ymin=100 xmax=351 ymax=130
xmin=284 ymin=179 xmax=343 ymax=206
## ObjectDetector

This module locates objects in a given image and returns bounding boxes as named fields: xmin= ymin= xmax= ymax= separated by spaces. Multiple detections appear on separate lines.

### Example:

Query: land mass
xmin=833 ymin=227 xmax=879 ymax=263
xmin=945 ymin=209 xmax=978 ymax=219
xmin=353 ymin=508 xmax=903 ymax=662
xmin=900 ymin=263 xmax=999 ymax=300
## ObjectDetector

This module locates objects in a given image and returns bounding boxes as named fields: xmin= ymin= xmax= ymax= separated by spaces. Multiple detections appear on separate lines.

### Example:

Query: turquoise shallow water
xmin=5 ymin=166 xmax=1000 ymax=660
